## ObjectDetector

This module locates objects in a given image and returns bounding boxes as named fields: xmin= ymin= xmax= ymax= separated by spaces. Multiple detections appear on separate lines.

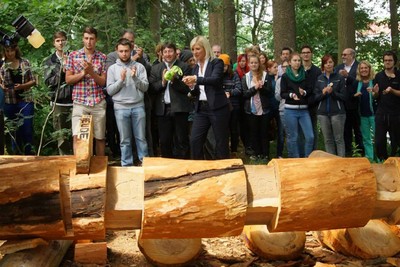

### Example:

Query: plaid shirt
xmin=65 ymin=48 xmax=106 ymax=106
xmin=0 ymin=58 xmax=35 ymax=104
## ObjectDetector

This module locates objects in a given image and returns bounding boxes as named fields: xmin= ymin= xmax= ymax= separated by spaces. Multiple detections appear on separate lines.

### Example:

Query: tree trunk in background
xmin=126 ymin=0 xmax=137 ymax=28
xmin=223 ymin=0 xmax=237 ymax=62
xmin=149 ymin=0 xmax=161 ymax=44
xmin=272 ymin=0 xmax=296 ymax=62
xmin=337 ymin=0 xmax=355 ymax=57
xmin=208 ymin=0 xmax=223 ymax=50
xmin=389 ymin=0 xmax=399 ymax=56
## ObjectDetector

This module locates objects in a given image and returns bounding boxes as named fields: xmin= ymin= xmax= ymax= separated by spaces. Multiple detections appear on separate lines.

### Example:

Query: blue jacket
xmin=314 ymin=72 xmax=347 ymax=115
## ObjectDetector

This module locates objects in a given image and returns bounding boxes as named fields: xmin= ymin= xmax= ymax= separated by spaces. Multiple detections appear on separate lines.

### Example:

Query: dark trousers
xmin=248 ymin=113 xmax=269 ymax=157
xmin=375 ymin=113 xmax=400 ymax=160
xmin=190 ymin=102 xmax=230 ymax=160
xmin=4 ymin=102 xmax=34 ymax=155
xmin=0 ymin=110 xmax=4 ymax=155
xmin=344 ymin=109 xmax=364 ymax=156
xmin=157 ymin=107 xmax=189 ymax=159
xmin=106 ymin=103 xmax=121 ymax=158
xmin=53 ymin=104 xmax=73 ymax=155
xmin=229 ymin=107 xmax=240 ymax=153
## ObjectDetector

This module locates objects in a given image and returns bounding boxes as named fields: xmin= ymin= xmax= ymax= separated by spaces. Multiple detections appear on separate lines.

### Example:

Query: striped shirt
xmin=0 ymin=58 xmax=35 ymax=104
xmin=65 ymin=48 xmax=106 ymax=106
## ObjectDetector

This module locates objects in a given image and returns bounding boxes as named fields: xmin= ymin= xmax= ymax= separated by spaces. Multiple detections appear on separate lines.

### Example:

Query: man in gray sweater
xmin=107 ymin=38 xmax=149 ymax=166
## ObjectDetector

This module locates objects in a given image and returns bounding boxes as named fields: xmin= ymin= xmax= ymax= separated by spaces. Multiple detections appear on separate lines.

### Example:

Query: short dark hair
xmin=121 ymin=29 xmax=135 ymax=38
xmin=83 ymin=26 xmax=97 ymax=38
xmin=300 ymin=45 xmax=313 ymax=53
xmin=281 ymin=47 xmax=293 ymax=54
xmin=162 ymin=42 xmax=177 ymax=52
xmin=53 ymin=31 xmax=67 ymax=41
xmin=115 ymin=38 xmax=132 ymax=49
xmin=383 ymin=50 xmax=398 ymax=65
xmin=321 ymin=54 xmax=334 ymax=71
xmin=2 ymin=45 xmax=22 ymax=59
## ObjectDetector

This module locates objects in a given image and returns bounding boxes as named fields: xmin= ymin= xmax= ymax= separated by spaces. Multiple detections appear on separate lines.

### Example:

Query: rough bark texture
xmin=141 ymin=158 xmax=247 ymax=239
xmin=208 ymin=0 xmax=223 ymax=48
xmin=149 ymin=0 xmax=161 ymax=44
xmin=314 ymin=220 xmax=400 ymax=259
xmin=390 ymin=0 xmax=399 ymax=55
xmin=272 ymin=0 xmax=296 ymax=62
xmin=223 ymin=0 xmax=237 ymax=61
xmin=268 ymin=157 xmax=377 ymax=232
xmin=337 ymin=0 xmax=355 ymax=57
xmin=126 ymin=0 xmax=137 ymax=29
xmin=243 ymin=225 xmax=306 ymax=260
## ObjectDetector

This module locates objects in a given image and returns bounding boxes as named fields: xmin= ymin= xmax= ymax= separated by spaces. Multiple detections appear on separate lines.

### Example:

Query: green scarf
xmin=286 ymin=65 xmax=305 ymax=82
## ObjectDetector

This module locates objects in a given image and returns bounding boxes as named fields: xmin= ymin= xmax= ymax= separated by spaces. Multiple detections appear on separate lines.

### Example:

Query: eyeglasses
xmin=384 ymin=59 xmax=394 ymax=62
xmin=341 ymin=53 xmax=350 ymax=56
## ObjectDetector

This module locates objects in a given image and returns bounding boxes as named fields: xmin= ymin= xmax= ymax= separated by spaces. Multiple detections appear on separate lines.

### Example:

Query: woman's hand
xmin=182 ymin=75 xmax=197 ymax=87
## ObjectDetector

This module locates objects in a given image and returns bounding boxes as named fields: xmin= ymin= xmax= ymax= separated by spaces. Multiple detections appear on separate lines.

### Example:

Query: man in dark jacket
xmin=149 ymin=42 xmax=191 ymax=159
xmin=44 ymin=31 xmax=73 ymax=155
xmin=373 ymin=50 xmax=400 ymax=161
xmin=335 ymin=48 xmax=364 ymax=156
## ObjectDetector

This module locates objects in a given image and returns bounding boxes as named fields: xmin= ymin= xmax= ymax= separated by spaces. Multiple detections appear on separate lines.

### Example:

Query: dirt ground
xmin=60 ymin=230 xmax=398 ymax=267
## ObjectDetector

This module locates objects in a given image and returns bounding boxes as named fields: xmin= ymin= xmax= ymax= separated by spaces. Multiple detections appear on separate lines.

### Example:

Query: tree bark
xmin=243 ymin=225 xmax=305 ymax=260
xmin=223 ymin=0 xmax=237 ymax=61
xmin=149 ymin=0 xmax=161 ymax=44
xmin=208 ymin=0 xmax=223 ymax=49
xmin=389 ymin=0 xmax=399 ymax=55
xmin=141 ymin=158 xmax=247 ymax=239
xmin=126 ymin=0 xmax=137 ymax=28
xmin=337 ymin=0 xmax=355 ymax=57
xmin=272 ymin=0 xmax=296 ymax=62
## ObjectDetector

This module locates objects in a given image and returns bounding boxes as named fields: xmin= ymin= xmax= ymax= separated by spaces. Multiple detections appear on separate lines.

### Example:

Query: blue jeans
xmin=4 ymin=102 xmax=34 ymax=155
xmin=284 ymin=108 xmax=314 ymax=158
xmin=318 ymin=114 xmax=346 ymax=157
xmin=114 ymin=106 xmax=148 ymax=166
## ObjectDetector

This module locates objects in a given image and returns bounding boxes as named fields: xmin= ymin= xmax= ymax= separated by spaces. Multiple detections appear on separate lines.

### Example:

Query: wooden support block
xmin=75 ymin=115 xmax=93 ymax=174
xmin=105 ymin=166 xmax=143 ymax=230
xmin=141 ymin=157 xmax=247 ymax=239
xmin=0 ymin=238 xmax=48 ymax=256
xmin=74 ymin=242 xmax=107 ymax=265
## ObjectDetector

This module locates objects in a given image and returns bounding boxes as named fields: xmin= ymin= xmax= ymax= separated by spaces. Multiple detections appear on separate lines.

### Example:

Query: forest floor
xmin=60 ymin=230 xmax=399 ymax=267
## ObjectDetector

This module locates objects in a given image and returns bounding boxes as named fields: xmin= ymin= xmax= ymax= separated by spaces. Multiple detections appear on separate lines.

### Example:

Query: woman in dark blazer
xmin=183 ymin=36 xmax=230 ymax=159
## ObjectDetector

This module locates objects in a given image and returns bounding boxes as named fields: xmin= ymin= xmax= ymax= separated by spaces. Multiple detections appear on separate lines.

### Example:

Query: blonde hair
xmin=190 ymin=36 xmax=214 ymax=61
xmin=356 ymin=60 xmax=375 ymax=81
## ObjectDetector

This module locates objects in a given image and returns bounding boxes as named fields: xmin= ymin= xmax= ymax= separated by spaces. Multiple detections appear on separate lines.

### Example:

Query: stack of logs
xmin=1 ymin=115 xmax=400 ymax=266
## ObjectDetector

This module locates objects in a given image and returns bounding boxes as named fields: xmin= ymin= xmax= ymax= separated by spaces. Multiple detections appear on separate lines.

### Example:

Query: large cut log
xmin=310 ymin=151 xmax=400 ymax=259
xmin=141 ymin=158 xmax=247 ymax=239
xmin=0 ymin=156 xmax=76 ymax=239
xmin=75 ymin=114 xmax=93 ymax=174
xmin=268 ymin=157 xmax=377 ymax=232
xmin=0 ymin=240 xmax=72 ymax=267
xmin=314 ymin=219 xmax=400 ymax=259
xmin=242 ymin=225 xmax=305 ymax=260
xmin=137 ymin=231 xmax=202 ymax=267
xmin=105 ymin=166 xmax=143 ymax=230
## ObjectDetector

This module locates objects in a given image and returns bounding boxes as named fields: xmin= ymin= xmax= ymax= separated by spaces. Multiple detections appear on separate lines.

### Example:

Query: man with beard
xmin=106 ymin=38 xmax=149 ymax=166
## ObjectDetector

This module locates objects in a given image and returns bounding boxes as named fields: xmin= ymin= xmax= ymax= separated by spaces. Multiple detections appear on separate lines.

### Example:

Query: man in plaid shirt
xmin=66 ymin=26 xmax=107 ymax=156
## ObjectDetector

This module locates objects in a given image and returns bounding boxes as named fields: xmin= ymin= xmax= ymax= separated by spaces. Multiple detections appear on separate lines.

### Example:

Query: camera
xmin=0 ymin=30 xmax=20 ymax=47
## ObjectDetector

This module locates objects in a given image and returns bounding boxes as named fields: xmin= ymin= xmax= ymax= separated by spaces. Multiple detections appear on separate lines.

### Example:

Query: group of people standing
xmin=0 ymin=26 xmax=399 ymax=164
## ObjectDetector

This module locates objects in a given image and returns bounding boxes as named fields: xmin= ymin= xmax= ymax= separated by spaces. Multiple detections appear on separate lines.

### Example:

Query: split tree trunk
xmin=141 ymin=158 xmax=247 ymax=239
xmin=242 ymin=225 xmax=305 ymax=260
